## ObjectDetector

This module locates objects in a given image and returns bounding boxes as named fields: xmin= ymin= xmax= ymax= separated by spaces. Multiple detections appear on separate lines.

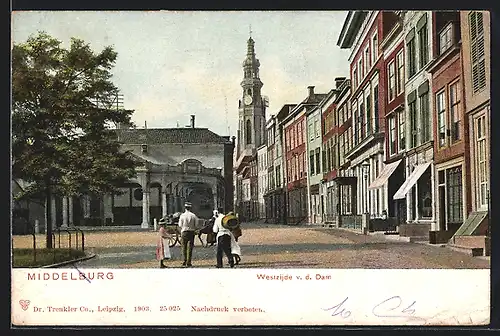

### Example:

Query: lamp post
xmin=361 ymin=160 xmax=370 ymax=216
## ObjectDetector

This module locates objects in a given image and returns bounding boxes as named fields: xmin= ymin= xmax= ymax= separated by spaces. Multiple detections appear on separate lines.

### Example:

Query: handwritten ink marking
xmin=296 ymin=276 xmax=302 ymax=280
xmin=322 ymin=297 xmax=351 ymax=318
xmin=71 ymin=263 xmax=91 ymax=283
xmin=402 ymin=300 xmax=416 ymax=315
xmin=372 ymin=296 xmax=416 ymax=318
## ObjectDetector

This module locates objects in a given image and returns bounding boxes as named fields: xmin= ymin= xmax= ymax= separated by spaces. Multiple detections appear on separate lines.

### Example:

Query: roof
xmin=301 ymin=93 xmax=328 ymax=105
xmin=282 ymin=93 xmax=328 ymax=124
xmin=276 ymin=104 xmax=297 ymax=121
xmin=117 ymin=128 xmax=230 ymax=145
xmin=337 ymin=11 xmax=369 ymax=48
xmin=122 ymin=144 xmax=224 ymax=167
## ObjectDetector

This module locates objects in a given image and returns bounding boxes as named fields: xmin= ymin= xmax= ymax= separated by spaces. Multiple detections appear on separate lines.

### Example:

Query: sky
xmin=12 ymin=11 xmax=351 ymax=137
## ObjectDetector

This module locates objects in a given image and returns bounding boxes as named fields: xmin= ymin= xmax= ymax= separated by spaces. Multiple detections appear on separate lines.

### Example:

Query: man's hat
xmin=222 ymin=213 xmax=239 ymax=230
xmin=184 ymin=202 xmax=192 ymax=208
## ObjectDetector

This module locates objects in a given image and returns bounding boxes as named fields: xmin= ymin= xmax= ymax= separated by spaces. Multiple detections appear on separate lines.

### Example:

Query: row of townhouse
xmin=255 ymin=10 xmax=490 ymax=251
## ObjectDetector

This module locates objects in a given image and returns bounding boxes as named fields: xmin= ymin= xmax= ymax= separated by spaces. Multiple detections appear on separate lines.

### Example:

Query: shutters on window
xmin=470 ymin=11 xmax=486 ymax=94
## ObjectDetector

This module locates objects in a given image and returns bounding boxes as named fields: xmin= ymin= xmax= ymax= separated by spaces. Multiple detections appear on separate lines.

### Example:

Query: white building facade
xmin=257 ymin=144 xmax=268 ymax=219
xmin=306 ymin=101 xmax=325 ymax=224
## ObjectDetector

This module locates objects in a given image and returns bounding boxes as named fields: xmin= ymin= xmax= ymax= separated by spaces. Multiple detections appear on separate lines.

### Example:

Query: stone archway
xmin=149 ymin=182 xmax=162 ymax=224
xmin=112 ymin=182 xmax=143 ymax=225
xmin=182 ymin=182 xmax=214 ymax=219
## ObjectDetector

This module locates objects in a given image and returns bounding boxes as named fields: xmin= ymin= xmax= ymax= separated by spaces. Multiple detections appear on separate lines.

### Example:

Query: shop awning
xmin=368 ymin=159 xmax=402 ymax=190
xmin=393 ymin=161 xmax=432 ymax=200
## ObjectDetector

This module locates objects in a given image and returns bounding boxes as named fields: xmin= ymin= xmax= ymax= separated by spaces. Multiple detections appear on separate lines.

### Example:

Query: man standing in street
xmin=178 ymin=202 xmax=199 ymax=267
xmin=212 ymin=207 xmax=234 ymax=268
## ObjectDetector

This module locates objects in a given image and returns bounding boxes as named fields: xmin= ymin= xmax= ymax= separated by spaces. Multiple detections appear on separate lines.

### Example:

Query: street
xmin=13 ymin=222 xmax=489 ymax=269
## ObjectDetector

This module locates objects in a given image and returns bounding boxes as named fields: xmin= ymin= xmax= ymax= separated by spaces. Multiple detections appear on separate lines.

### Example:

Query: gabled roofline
xmin=307 ymin=89 xmax=337 ymax=116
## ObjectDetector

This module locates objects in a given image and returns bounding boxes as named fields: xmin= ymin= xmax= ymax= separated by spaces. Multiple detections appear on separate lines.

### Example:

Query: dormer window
xmin=439 ymin=23 xmax=454 ymax=55
xmin=141 ymin=144 xmax=148 ymax=153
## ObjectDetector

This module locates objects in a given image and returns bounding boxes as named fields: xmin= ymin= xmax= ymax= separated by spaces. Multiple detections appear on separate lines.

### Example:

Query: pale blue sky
xmin=12 ymin=11 xmax=350 ymax=137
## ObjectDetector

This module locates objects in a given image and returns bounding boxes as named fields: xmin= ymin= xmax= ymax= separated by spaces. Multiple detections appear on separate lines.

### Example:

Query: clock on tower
xmin=244 ymin=94 xmax=253 ymax=105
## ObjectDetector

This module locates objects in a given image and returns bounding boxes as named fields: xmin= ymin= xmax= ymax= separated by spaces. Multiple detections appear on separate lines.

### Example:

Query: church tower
xmin=236 ymin=34 xmax=266 ymax=157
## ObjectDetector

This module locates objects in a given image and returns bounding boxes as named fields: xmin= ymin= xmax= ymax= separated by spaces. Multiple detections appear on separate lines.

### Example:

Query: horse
xmin=196 ymin=219 xmax=216 ymax=248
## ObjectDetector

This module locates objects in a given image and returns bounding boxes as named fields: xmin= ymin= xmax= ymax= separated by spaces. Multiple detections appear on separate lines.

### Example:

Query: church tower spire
xmin=236 ymin=32 xmax=266 ymax=158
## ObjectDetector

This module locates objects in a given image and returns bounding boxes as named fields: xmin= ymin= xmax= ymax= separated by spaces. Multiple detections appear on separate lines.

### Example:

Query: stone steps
xmin=447 ymin=244 xmax=484 ymax=257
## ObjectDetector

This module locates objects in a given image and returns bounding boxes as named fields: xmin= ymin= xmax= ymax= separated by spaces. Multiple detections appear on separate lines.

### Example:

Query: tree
xmin=12 ymin=32 xmax=141 ymax=248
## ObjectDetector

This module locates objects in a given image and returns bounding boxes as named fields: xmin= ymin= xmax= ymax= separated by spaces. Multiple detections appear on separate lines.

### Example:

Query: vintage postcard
xmin=11 ymin=10 xmax=491 ymax=326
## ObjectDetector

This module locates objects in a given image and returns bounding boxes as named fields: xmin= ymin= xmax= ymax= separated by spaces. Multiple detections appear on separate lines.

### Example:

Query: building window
xmin=396 ymin=50 xmax=405 ymax=95
xmin=470 ymin=11 xmax=486 ymax=94
xmin=309 ymin=150 xmax=315 ymax=176
xmin=291 ymin=126 xmax=296 ymax=148
xmin=365 ymin=46 xmax=371 ymax=73
xmin=359 ymin=100 xmax=365 ymax=139
xmin=407 ymin=37 xmax=417 ymax=77
xmin=322 ymin=145 xmax=327 ymax=172
xmin=298 ymin=151 xmax=303 ymax=177
xmin=388 ymin=60 xmax=396 ymax=101
xmin=419 ymin=92 xmax=430 ymax=143
xmin=358 ymin=58 xmax=363 ymax=81
xmin=246 ymin=120 xmax=252 ymax=144
xmin=297 ymin=121 xmax=302 ymax=145
xmin=326 ymin=143 xmax=331 ymax=171
xmin=398 ymin=109 xmax=406 ymax=151
xmin=302 ymin=152 xmax=306 ymax=177
xmin=353 ymin=65 xmax=358 ymax=89
xmin=365 ymin=93 xmax=372 ymax=135
xmin=309 ymin=122 xmax=314 ymax=141
xmin=315 ymin=148 xmax=321 ymax=175
xmin=436 ymin=91 xmax=446 ymax=147
xmin=314 ymin=119 xmax=320 ymax=138
xmin=418 ymin=23 xmax=429 ymax=69
xmin=352 ymin=101 xmax=358 ymax=145
xmin=446 ymin=166 xmax=463 ymax=225
xmin=449 ymin=81 xmax=462 ymax=142
xmin=292 ymin=156 xmax=296 ymax=181
xmin=372 ymin=33 xmax=378 ymax=61
xmin=287 ymin=160 xmax=291 ymax=182
xmin=409 ymin=100 xmax=417 ymax=148
xmin=475 ymin=115 xmax=488 ymax=208
xmin=439 ymin=23 xmax=453 ymax=55
xmin=373 ymin=85 xmax=379 ymax=132
xmin=388 ymin=116 xmax=396 ymax=155
xmin=334 ymin=138 xmax=339 ymax=168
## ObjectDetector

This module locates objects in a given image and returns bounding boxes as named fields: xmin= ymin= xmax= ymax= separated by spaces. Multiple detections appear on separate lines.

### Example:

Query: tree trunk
xmin=45 ymin=186 xmax=53 ymax=249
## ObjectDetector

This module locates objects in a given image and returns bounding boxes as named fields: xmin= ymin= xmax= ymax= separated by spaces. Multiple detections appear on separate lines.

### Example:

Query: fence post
xmin=32 ymin=231 xmax=36 ymax=265
xmin=34 ymin=219 xmax=40 ymax=234
xmin=52 ymin=233 xmax=56 ymax=263
xmin=361 ymin=214 xmax=370 ymax=234
xmin=80 ymin=229 xmax=85 ymax=252
xmin=75 ymin=229 xmax=79 ymax=252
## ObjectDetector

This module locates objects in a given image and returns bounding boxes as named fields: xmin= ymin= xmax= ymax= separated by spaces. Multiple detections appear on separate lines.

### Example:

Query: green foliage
xmin=12 ymin=248 xmax=87 ymax=267
xmin=12 ymin=31 xmax=141 ymax=199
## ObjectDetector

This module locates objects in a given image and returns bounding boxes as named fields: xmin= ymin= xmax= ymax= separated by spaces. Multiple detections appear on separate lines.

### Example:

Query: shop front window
xmin=417 ymin=168 xmax=432 ymax=218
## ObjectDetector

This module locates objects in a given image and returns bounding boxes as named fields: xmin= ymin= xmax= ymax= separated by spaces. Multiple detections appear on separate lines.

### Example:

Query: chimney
xmin=308 ymin=86 xmax=315 ymax=98
xmin=190 ymin=115 xmax=195 ymax=128
xmin=335 ymin=77 xmax=347 ymax=89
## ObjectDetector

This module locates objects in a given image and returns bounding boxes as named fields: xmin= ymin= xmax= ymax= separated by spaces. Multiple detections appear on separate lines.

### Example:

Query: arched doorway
xmin=112 ymin=182 xmax=143 ymax=225
xmin=182 ymin=182 xmax=214 ymax=219
xmin=149 ymin=182 xmax=162 ymax=223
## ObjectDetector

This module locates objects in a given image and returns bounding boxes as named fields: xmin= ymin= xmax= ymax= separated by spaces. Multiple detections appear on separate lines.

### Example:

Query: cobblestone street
xmin=13 ymin=222 xmax=490 ymax=269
